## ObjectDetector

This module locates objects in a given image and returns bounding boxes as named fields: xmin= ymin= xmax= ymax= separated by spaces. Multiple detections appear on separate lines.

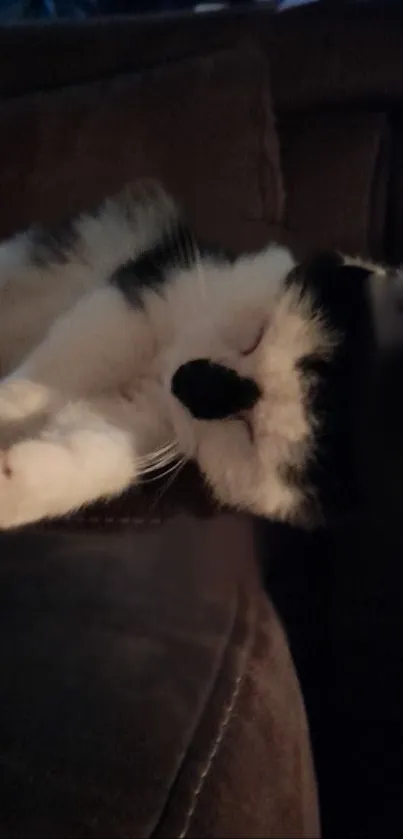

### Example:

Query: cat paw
xmin=0 ymin=379 xmax=50 ymax=424
xmin=0 ymin=381 xmax=54 ymax=450
xmin=0 ymin=441 xmax=52 ymax=529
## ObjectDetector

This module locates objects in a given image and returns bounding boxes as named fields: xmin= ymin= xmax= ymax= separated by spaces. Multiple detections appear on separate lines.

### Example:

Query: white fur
xmin=0 ymin=183 xmax=331 ymax=529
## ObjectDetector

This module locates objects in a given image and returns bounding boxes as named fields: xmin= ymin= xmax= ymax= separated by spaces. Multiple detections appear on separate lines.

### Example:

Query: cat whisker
xmin=194 ymin=244 xmax=207 ymax=301
xmin=140 ymin=455 xmax=187 ymax=483
xmin=164 ymin=213 xmax=206 ymax=303
xmin=137 ymin=442 xmax=182 ymax=475
xmin=180 ymin=226 xmax=206 ymax=300
xmin=139 ymin=453 xmax=181 ymax=475
xmin=138 ymin=448 xmax=179 ymax=469
xmin=135 ymin=440 xmax=179 ymax=465
xmin=148 ymin=457 xmax=188 ymax=510
xmin=136 ymin=451 xmax=176 ymax=468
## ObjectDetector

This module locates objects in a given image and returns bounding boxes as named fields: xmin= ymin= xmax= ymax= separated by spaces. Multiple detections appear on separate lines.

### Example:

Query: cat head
xmin=164 ymin=249 xmax=373 ymax=525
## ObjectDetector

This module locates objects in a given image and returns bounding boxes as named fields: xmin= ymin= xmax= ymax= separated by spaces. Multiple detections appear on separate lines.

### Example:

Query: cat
xmin=0 ymin=181 xmax=390 ymax=530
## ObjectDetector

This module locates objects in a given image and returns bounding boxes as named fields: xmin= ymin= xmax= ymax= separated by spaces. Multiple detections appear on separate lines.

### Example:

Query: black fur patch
xmin=296 ymin=352 xmax=330 ymax=379
xmin=110 ymin=219 xmax=238 ymax=307
xmin=280 ymin=461 xmax=310 ymax=495
xmin=286 ymin=251 xmax=375 ymax=521
xmin=171 ymin=359 xmax=261 ymax=421
xmin=29 ymin=218 xmax=78 ymax=267
xmin=286 ymin=252 xmax=371 ymax=336
xmin=110 ymin=221 xmax=197 ymax=306
xmin=279 ymin=460 xmax=321 ymax=528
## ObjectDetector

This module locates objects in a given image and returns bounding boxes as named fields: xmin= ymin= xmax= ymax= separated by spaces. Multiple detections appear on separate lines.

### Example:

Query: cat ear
xmin=171 ymin=359 xmax=261 ymax=420
xmin=285 ymin=251 xmax=373 ymax=333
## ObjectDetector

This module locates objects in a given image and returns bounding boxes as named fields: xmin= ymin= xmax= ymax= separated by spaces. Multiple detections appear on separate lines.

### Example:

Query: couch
xmin=0 ymin=2 xmax=402 ymax=836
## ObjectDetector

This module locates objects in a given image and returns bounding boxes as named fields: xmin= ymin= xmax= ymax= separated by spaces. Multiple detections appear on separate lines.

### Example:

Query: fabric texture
xmin=0 ymin=15 xmax=256 ymax=96
xmin=267 ymin=2 xmax=403 ymax=110
xmin=0 ymin=47 xmax=284 ymax=252
xmin=0 ymin=515 xmax=319 ymax=839
xmin=278 ymin=110 xmax=389 ymax=258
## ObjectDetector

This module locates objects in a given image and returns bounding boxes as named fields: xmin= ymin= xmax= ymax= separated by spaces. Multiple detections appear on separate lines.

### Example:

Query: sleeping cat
xmin=0 ymin=182 xmax=388 ymax=529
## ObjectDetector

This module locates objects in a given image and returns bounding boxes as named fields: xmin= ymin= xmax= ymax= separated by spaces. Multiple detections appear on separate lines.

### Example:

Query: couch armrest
xmin=0 ymin=513 xmax=319 ymax=838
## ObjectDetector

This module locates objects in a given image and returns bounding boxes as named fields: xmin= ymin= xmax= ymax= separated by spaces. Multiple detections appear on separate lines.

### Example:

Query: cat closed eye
xmin=239 ymin=414 xmax=254 ymax=443
xmin=241 ymin=324 xmax=265 ymax=356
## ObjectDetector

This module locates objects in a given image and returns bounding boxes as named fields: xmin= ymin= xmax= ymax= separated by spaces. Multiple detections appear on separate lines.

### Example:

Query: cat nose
xmin=171 ymin=359 xmax=261 ymax=420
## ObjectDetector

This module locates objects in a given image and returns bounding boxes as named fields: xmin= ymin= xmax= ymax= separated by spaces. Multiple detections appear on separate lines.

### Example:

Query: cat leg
xmin=0 ymin=398 xmax=143 ymax=529
xmin=0 ymin=231 xmax=92 ymax=374
xmin=0 ymin=285 xmax=150 ymax=426
xmin=0 ymin=183 xmax=177 ymax=377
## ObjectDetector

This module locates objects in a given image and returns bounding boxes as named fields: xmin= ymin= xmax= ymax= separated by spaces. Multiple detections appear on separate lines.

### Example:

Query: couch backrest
xmin=1 ymin=3 xmax=402 ymax=261
xmin=0 ymin=40 xmax=284 ymax=254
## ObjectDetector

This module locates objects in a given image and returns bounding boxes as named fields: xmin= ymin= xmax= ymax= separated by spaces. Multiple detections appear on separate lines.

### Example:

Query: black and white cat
xmin=0 ymin=182 xmax=391 ymax=529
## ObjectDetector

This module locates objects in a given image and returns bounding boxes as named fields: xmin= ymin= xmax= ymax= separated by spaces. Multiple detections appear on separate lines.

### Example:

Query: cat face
xmin=162 ymin=250 xmax=374 ymax=525
xmin=152 ymin=248 xmax=334 ymax=525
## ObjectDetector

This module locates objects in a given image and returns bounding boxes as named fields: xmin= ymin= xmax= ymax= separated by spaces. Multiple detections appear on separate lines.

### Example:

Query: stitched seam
xmin=44 ymin=516 xmax=162 ymax=526
xmin=178 ymin=656 xmax=247 ymax=839
xmin=148 ymin=585 xmax=241 ymax=839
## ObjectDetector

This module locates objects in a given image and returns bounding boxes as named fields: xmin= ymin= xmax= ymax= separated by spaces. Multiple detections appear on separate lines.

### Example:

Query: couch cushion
xmin=0 ymin=47 xmax=283 ymax=253
xmin=0 ymin=514 xmax=319 ymax=838
xmin=267 ymin=3 xmax=403 ymax=111
xmin=277 ymin=110 xmax=389 ymax=258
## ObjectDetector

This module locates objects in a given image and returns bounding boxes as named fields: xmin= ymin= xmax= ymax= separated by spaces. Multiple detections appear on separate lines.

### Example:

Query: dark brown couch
xmin=0 ymin=3 xmax=402 ymax=837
